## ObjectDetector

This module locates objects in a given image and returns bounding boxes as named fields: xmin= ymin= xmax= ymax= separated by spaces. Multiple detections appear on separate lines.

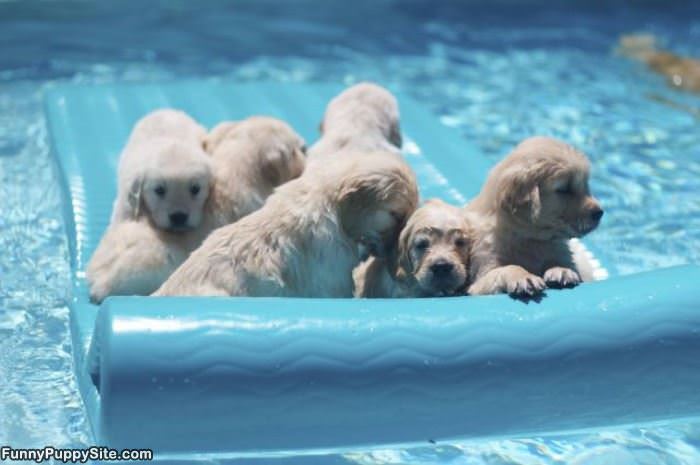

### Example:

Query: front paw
xmin=544 ymin=267 xmax=581 ymax=289
xmin=504 ymin=272 xmax=546 ymax=298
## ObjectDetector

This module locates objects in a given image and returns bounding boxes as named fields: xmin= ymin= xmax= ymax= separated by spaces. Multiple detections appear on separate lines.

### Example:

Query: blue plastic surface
xmin=44 ymin=82 xmax=700 ymax=461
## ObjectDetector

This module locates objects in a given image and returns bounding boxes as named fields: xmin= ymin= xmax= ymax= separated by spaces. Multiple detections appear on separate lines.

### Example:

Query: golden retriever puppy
xmin=86 ymin=219 xmax=200 ymax=303
xmin=307 ymin=82 xmax=402 ymax=162
xmin=88 ymin=110 xmax=213 ymax=303
xmin=465 ymin=136 xmax=604 ymax=298
xmin=200 ymin=116 xmax=307 ymax=233
xmin=356 ymin=199 xmax=473 ymax=298
xmin=154 ymin=150 xmax=418 ymax=297
xmin=617 ymin=34 xmax=700 ymax=93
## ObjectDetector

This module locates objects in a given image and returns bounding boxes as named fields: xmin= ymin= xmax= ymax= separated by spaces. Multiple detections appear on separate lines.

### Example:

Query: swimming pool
xmin=1 ymin=1 xmax=700 ymax=463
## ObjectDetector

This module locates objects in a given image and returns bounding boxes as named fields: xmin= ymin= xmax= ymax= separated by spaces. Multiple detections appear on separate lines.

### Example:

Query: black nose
xmin=590 ymin=207 xmax=604 ymax=222
xmin=430 ymin=259 xmax=454 ymax=277
xmin=169 ymin=212 xmax=188 ymax=226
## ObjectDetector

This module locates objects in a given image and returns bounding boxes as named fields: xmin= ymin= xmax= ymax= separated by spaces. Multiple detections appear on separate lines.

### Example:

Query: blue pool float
xmin=45 ymin=81 xmax=700 ymax=462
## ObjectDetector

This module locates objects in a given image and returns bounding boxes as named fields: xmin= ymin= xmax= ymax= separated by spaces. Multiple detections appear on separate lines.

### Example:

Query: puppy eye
xmin=455 ymin=237 xmax=467 ymax=248
xmin=414 ymin=238 xmax=429 ymax=251
xmin=154 ymin=185 xmax=166 ymax=197
xmin=190 ymin=184 xmax=201 ymax=196
xmin=555 ymin=185 xmax=572 ymax=195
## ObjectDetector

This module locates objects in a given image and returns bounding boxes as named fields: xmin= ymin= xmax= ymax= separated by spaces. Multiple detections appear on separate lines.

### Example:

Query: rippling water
xmin=1 ymin=1 xmax=699 ymax=463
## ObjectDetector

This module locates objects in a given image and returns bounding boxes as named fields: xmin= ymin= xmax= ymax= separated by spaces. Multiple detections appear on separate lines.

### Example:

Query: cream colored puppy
xmin=88 ymin=110 xmax=212 ymax=303
xmin=356 ymin=199 xmax=473 ymax=298
xmin=466 ymin=136 xmax=604 ymax=298
xmin=200 ymin=116 xmax=307 ymax=233
xmin=154 ymin=150 xmax=418 ymax=297
xmin=307 ymin=82 xmax=402 ymax=162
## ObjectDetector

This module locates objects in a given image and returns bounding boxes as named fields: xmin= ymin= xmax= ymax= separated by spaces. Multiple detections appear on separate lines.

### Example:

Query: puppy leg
xmin=468 ymin=265 xmax=546 ymax=298
xmin=543 ymin=266 xmax=581 ymax=289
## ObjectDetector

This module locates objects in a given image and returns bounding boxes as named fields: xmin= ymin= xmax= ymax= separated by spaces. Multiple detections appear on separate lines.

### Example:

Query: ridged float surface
xmin=43 ymin=82 xmax=699 ymax=460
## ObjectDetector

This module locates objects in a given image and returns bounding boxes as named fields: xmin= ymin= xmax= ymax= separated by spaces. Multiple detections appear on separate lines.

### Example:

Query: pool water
xmin=1 ymin=1 xmax=699 ymax=463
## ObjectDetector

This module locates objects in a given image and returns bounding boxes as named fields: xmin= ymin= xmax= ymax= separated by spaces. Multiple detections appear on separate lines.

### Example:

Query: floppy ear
xmin=389 ymin=122 xmax=403 ymax=149
xmin=392 ymin=221 xmax=413 ymax=280
xmin=127 ymin=176 xmax=145 ymax=219
xmin=261 ymin=148 xmax=288 ymax=187
xmin=496 ymin=166 xmax=541 ymax=220
xmin=336 ymin=176 xmax=382 ymax=240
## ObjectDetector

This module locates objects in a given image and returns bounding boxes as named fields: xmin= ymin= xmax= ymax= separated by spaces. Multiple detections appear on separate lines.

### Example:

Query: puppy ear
xmin=127 ymin=176 xmax=144 ymax=219
xmin=496 ymin=166 xmax=541 ymax=220
xmin=392 ymin=221 xmax=413 ymax=280
xmin=261 ymin=148 xmax=287 ymax=187
xmin=389 ymin=123 xmax=403 ymax=149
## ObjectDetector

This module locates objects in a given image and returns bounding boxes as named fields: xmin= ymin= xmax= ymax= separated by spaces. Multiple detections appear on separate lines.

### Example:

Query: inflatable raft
xmin=45 ymin=82 xmax=700 ymax=463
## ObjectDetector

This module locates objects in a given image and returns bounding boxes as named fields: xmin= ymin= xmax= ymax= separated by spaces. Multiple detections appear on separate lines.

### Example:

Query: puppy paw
xmin=88 ymin=281 xmax=109 ymax=304
xmin=544 ymin=267 xmax=581 ymax=289
xmin=504 ymin=272 xmax=546 ymax=298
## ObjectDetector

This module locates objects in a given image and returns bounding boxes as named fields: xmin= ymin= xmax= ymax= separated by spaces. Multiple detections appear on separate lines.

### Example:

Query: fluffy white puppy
xmin=465 ymin=136 xmax=604 ymax=298
xmin=200 ymin=116 xmax=307 ymax=233
xmin=88 ymin=110 xmax=212 ymax=303
xmin=356 ymin=199 xmax=473 ymax=298
xmin=307 ymin=82 xmax=402 ymax=162
xmin=154 ymin=150 xmax=418 ymax=298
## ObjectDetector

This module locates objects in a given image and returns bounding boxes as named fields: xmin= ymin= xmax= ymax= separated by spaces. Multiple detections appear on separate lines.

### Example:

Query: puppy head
xmin=132 ymin=140 xmax=212 ymax=232
xmin=321 ymin=82 xmax=402 ymax=149
xmin=207 ymin=117 xmax=306 ymax=187
xmin=489 ymin=136 xmax=603 ymax=240
xmin=333 ymin=151 xmax=418 ymax=258
xmin=396 ymin=199 xmax=472 ymax=296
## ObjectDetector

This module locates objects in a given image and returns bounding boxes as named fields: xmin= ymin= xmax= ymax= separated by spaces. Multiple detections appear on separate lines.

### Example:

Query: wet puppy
xmin=307 ymin=82 xmax=402 ymax=162
xmin=88 ymin=110 xmax=212 ymax=303
xmin=356 ymin=199 xmax=473 ymax=298
xmin=200 ymin=116 xmax=307 ymax=233
xmin=617 ymin=34 xmax=700 ymax=93
xmin=465 ymin=136 xmax=603 ymax=298
xmin=154 ymin=150 xmax=418 ymax=297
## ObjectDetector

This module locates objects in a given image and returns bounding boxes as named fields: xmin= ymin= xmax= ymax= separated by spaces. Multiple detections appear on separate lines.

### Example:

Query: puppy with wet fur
xmin=356 ymin=199 xmax=473 ymax=298
xmin=200 ymin=116 xmax=307 ymax=234
xmin=88 ymin=110 xmax=212 ymax=303
xmin=465 ymin=136 xmax=603 ymax=298
xmin=154 ymin=150 xmax=418 ymax=297
xmin=307 ymin=82 xmax=402 ymax=162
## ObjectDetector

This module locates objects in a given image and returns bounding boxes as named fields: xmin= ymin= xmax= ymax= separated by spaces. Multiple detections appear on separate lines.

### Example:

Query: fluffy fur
xmin=307 ymin=82 xmax=402 ymax=163
xmin=88 ymin=109 xmax=212 ymax=302
xmin=465 ymin=136 xmax=604 ymax=298
xmin=617 ymin=34 xmax=700 ymax=93
xmin=86 ymin=219 xmax=201 ymax=303
xmin=125 ymin=108 xmax=207 ymax=148
xmin=356 ymin=199 xmax=473 ymax=298
xmin=154 ymin=150 xmax=418 ymax=297
xmin=200 ymin=116 xmax=307 ymax=234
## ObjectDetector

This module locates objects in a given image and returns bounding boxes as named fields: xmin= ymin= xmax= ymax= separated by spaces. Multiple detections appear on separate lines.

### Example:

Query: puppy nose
xmin=430 ymin=259 xmax=454 ymax=277
xmin=169 ymin=212 xmax=188 ymax=226
xmin=590 ymin=207 xmax=604 ymax=222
